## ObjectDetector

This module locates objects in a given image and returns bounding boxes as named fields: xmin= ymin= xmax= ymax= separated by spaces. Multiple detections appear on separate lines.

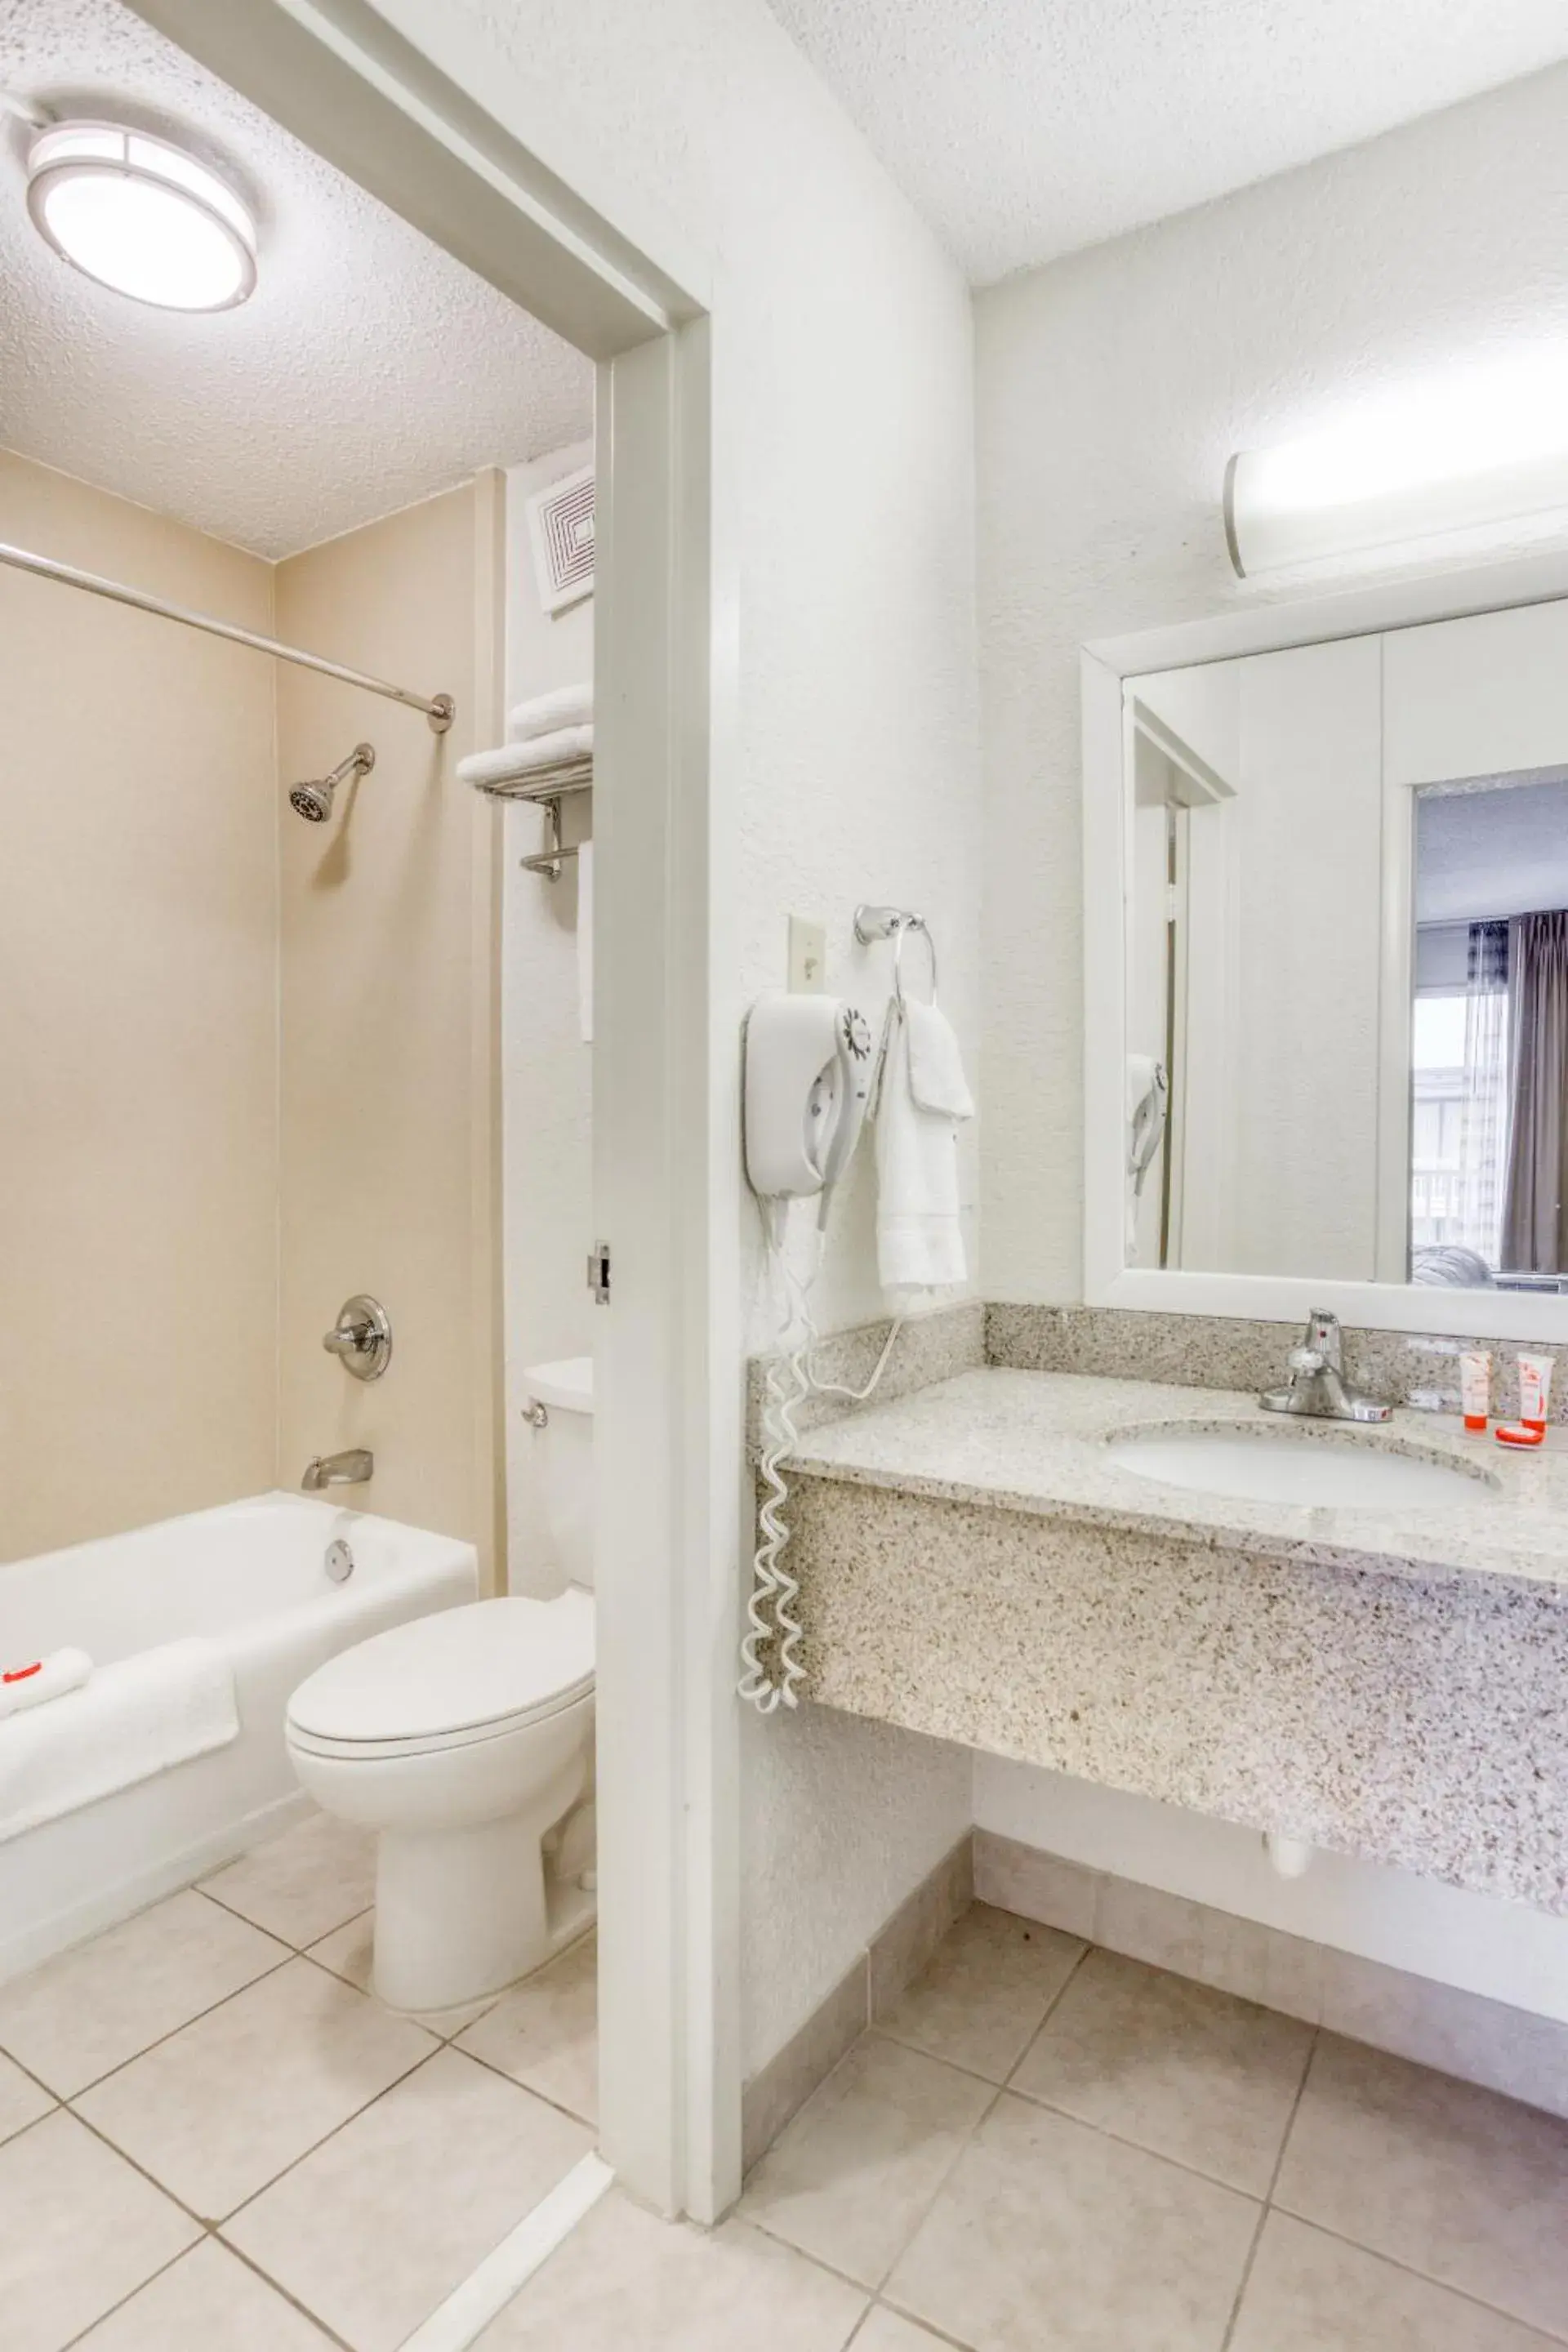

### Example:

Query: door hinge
xmin=586 ymin=1240 xmax=612 ymax=1305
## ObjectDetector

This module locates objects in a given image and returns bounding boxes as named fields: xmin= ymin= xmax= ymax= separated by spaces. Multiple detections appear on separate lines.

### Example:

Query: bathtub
xmin=0 ymin=1493 xmax=477 ymax=1981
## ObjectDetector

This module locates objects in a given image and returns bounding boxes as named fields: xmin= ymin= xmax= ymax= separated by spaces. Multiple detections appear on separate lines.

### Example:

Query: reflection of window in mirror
xmin=1410 ymin=775 xmax=1568 ymax=1294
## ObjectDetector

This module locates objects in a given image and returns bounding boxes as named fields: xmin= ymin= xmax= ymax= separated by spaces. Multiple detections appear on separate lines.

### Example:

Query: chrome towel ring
xmin=853 ymin=902 xmax=938 ymax=1005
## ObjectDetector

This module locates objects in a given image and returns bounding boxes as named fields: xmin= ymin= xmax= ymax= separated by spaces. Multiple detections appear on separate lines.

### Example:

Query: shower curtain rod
xmin=0 ymin=539 xmax=456 ymax=732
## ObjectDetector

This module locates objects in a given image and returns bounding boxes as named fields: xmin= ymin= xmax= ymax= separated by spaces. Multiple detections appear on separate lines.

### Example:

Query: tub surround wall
xmin=276 ymin=480 xmax=504 ymax=1578
xmin=0 ymin=451 xmax=278 ymax=1561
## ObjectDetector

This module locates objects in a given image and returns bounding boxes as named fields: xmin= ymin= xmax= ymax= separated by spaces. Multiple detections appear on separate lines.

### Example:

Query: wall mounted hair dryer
xmin=743 ymin=991 xmax=875 ymax=1212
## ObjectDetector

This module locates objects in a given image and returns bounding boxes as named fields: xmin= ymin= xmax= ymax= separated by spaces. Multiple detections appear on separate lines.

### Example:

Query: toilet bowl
xmin=285 ymin=1356 xmax=595 ymax=2013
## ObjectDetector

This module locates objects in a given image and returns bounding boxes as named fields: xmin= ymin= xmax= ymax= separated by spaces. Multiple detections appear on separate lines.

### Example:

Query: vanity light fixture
xmin=1225 ymin=367 xmax=1568 ymax=577
xmin=26 ymin=121 xmax=257 ymax=313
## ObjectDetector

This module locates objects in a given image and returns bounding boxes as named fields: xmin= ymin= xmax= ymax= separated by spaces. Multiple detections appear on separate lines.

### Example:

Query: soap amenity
xmin=1460 ymin=1349 xmax=1490 ymax=1432
xmin=1518 ymin=1351 xmax=1555 ymax=1432
xmin=0 ymin=1646 xmax=92 ymax=1721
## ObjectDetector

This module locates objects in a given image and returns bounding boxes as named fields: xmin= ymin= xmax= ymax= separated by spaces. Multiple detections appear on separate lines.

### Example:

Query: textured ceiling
xmin=762 ymin=0 xmax=1568 ymax=284
xmin=0 ymin=0 xmax=593 ymax=558
xmin=1419 ymin=777 xmax=1568 ymax=925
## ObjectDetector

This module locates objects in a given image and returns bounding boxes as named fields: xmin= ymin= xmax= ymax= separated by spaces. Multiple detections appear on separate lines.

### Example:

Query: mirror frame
xmin=1082 ymin=546 xmax=1568 ymax=1341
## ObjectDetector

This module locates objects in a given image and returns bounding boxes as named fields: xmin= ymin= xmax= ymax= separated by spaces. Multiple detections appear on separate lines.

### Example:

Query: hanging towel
xmin=457 ymin=725 xmax=594 ymax=795
xmin=875 ymin=1000 xmax=973 ymax=1296
xmin=0 ymin=1637 xmax=239 ymax=1846
xmin=0 ymin=1648 xmax=92 ymax=1722
xmin=1125 ymin=1054 xmax=1169 ymax=1261
xmin=508 ymin=683 xmax=592 ymax=743
xmin=577 ymin=838 xmax=595 ymax=1044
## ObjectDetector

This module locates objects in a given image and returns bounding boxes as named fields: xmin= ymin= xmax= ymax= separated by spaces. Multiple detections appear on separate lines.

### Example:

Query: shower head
xmin=288 ymin=742 xmax=374 ymax=823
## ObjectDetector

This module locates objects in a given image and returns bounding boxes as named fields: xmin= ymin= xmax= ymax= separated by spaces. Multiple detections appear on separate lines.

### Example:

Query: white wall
xmin=500 ymin=442 xmax=595 ymax=1597
xmin=978 ymin=59 xmax=1568 ymax=1307
xmin=976 ymin=63 xmax=1568 ymax=2009
xmin=372 ymin=0 xmax=982 ymax=2076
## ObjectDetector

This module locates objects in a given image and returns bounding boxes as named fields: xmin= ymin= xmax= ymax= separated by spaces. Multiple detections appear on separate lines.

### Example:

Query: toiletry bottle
xmin=1460 ymin=1350 xmax=1490 ymax=1432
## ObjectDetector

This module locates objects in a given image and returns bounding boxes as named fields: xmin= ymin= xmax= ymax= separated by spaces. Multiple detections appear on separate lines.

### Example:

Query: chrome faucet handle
xmin=1288 ymin=1345 xmax=1327 ymax=1376
xmin=321 ymin=1294 xmax=392 ymax=1382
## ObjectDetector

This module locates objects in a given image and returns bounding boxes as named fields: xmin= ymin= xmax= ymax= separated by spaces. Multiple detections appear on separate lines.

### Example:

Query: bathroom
xmin=5 ymin=0 xmax=1568 ymax=2348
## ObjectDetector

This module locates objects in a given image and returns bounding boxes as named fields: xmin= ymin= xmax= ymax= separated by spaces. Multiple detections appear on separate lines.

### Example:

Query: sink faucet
xmin=301 ymin=1448 xmax=373 ymax=1492
xmin=1260 ymin=1312 xmax=1391 ymax=1424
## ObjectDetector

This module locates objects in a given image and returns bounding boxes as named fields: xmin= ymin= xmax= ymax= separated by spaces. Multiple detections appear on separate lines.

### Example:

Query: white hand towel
xmin=0 ymin=1648 xmax=91 ymax=1721
xmin=577 ymin=837 xmax=595 ymax=1044
xmin=508 ymin=683 xmax=592 ymax=742
xmin=1125 ymin=1054 xmax=1168 ymax=1261
xmin=0 ymin=1637 xmax=238 ymax=1846
xmin=457 ymin=725 xmax=594 ymax=793
xmin=875 ymin=1001 xmax=973 ymax=1297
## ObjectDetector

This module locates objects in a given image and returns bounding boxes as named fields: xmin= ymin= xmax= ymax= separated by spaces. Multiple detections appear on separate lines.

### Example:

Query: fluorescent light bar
xmin=1225 ymin=372 xmax=1568 ymax=577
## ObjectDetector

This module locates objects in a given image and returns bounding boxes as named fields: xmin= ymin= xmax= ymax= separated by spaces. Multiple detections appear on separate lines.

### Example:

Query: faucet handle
xmin=321 ymin=1294 xmax=392 ymax=1382
xmin=1289 ymin=1346 xmax=1327 ymax=1376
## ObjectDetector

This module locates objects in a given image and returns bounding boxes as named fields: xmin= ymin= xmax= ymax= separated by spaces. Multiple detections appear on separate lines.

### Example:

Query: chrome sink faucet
xmin=301 ymin=1448 xmax=374 ymax=1491
xmin=1260 ymin=1312 xmax=1391 ymax=1423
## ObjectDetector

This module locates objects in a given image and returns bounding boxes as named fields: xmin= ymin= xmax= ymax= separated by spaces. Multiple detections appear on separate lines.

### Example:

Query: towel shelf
xmin=466 ymin=755 xmax=591 ymax=882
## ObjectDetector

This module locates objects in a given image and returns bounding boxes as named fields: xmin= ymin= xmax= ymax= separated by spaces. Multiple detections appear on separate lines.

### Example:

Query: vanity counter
xmin=782 ymin=1368 xmax=1568 ymax=1914
xmin=788 ymin=1366 xmax=1568 ymax=1598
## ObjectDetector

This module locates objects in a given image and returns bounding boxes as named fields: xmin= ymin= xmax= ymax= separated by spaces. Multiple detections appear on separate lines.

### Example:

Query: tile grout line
xmin=13 ymin=1945 xmax=298 ymax=2103
xmin=1262 ymin=2202 xmax=1568 ymax=2348
xmin=1218 ymin=2023 xmax=1320 ymax=2351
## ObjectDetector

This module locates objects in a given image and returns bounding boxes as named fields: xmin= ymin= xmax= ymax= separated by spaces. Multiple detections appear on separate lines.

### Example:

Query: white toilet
xmin=285 ymin=1357 xmax=595 ymax=2014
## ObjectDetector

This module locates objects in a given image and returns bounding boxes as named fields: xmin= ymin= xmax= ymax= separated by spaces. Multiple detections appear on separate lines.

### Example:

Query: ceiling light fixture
xmin=26 ymin=121 xmax=256 ymax=313
xmin=1225 ymin=360 xmax=1568 ymax=577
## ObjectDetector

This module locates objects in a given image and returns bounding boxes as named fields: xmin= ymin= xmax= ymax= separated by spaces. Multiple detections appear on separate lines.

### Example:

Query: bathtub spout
xmin=301 ymin=1449 xmax=373 ymax=1492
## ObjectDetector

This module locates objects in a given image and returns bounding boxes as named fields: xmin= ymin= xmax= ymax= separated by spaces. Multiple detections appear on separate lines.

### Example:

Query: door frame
xmin=129 ymin=0 xmax=743 ymax=2221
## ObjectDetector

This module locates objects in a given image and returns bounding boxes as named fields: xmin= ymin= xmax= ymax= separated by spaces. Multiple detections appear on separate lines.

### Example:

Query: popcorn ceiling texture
xmin=761 ymin=0 xmax=1568 ymax=283
xmin=0 ymin=0 xmax=591 ymax=557
xmin=976 ymin=64 xmax=1568 ymax=1305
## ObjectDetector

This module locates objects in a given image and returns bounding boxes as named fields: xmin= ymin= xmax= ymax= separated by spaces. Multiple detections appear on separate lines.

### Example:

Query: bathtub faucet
xmin=301 ymin=1448 xmax=373 ymax=1492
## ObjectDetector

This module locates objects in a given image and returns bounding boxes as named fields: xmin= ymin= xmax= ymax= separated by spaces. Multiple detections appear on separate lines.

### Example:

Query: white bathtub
xmin=0 ymin=1493 xmax=477 ymax=1980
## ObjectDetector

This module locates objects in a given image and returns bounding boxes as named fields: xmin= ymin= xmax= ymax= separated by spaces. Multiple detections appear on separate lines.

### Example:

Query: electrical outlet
xmin=787 ymin=915 xmax=827 ymax=993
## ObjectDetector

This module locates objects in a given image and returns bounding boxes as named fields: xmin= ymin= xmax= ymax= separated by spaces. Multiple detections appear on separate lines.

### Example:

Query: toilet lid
xmin=287 ymin=1593 xmax=595 ymax=1746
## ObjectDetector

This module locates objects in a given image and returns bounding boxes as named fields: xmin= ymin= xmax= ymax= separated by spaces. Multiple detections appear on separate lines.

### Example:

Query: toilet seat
xmin=286 ymin=1593 xmax=594 ymax=1764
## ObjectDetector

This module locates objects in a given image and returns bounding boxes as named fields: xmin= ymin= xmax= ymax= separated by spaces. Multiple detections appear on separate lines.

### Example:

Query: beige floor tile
xmin=875 ymin=1904 xmax=1083 ymax=2083
xmin=305 ymin=1913 xmax=498 ymax=2036
xmin=0 ymin=2109 xmax=199 ymax=2352
xmin=1274 ymin=2034 xmax=1568 ymax=2340
xmin=201 ymin=1811 xmax=376 ymax=1946
xmin=456 ymin=1933 xmax=598 ymax=2120
xmin=1010 ymin=1948 xmax=1314 ymax=2194
xmin=474 ymin=2187 xmax=866 ymax=2350
xmin=853 ymin=2310 xmax=956 ymax=2350
xmin=225 ymin=2047 xmax=590 ymax=2350
xmin=0 ymin=1891 xmax=288 ymax=2097
xmin=739 ymin=2034 xmax=994 ymax=2289
xmin=74 ymin=2240 xmax=336 ymax=2350
xmin=0 ymin=2050 xmax=54 ymax=2145
xmin=1229 ymin=2212 xmax=1557 ymax=2352
xmin=75 ymin=1957 xmax=435 ymax=2220
xmin=885 ymin=2091 xmax=1258 ymax=2351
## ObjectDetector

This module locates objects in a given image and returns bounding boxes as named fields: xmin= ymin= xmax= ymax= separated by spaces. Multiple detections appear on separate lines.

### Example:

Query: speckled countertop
xmin=787 ymin=1367 xmax=1568 ymax=1598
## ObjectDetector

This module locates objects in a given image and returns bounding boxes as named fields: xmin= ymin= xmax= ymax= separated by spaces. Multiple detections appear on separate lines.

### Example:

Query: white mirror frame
xmin=1082 ymin=546 xmax=1568 ymax=1342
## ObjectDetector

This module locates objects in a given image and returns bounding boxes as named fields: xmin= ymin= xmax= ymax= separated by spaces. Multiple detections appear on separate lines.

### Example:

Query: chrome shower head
xmin=288 ymin=742 xmax=374 ymax=823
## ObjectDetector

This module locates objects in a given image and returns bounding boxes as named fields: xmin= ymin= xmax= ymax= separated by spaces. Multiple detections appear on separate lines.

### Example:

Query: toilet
xmin=285 ymin=1357 xmax=595 ymax=2014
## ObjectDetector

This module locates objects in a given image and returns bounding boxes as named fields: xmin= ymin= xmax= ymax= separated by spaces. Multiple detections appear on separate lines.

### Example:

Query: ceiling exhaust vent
xmin=525 ymin=463 xmax=595 ymax=614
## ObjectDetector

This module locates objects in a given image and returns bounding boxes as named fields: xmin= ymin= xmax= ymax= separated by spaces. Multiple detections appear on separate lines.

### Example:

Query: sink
xmin=1105 ymin=1428 xmax=1492 ymax=1508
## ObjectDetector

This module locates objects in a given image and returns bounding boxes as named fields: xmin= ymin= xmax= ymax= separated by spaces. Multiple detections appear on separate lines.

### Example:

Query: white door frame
xmin=130 ymin=0 xmax=743 ymax=2221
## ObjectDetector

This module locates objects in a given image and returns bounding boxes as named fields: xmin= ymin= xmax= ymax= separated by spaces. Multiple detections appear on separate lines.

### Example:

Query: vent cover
xmin=524 ymin=463 xmax=595 ymax=614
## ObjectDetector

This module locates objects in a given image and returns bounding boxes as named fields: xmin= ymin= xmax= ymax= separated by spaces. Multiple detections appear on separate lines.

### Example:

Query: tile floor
xmin=0 ymin=1808 xmax=599 ymax=2352
xmin=482 ymin=1900 xmax=1568 ymax=2352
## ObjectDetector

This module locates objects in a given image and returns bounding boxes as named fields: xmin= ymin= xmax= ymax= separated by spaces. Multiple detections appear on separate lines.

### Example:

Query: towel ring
xmin=853 ymin=903 xmax=938 ymax=1005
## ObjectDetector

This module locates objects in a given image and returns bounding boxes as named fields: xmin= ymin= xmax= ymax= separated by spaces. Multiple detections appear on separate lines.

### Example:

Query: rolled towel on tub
xmin=0 ymin=1648 xmax=92 ymax=1721
xmin=0 ymin=1637 xmax=239 ymax=1845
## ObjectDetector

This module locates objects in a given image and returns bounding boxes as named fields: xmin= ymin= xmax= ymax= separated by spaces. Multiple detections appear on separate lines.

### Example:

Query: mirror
xmin=1122 ymin=597 xmax=1568 ymax=1295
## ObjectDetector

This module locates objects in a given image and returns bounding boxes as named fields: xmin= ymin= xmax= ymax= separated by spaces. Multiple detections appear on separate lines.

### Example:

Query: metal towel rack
xmin=853 ymin=902 xmax=938 ymax=1004
xmin=0 ymin=538 xmax=455 ymax=729
xmin=463 ymin=758 xmax=591 ymax=881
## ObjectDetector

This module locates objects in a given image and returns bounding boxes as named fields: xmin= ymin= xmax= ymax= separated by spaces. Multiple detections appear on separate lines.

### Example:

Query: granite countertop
xmin=786 ymin=1366 xmax=1568 ymax=1597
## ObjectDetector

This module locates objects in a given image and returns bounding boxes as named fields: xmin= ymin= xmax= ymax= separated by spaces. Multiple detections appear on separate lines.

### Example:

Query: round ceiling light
xmin=26 ymin=121 xmax=256 ymax=312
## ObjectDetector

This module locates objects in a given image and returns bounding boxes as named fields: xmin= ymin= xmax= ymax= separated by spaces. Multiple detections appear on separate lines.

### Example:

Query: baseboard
xmin=740 ymin=1830 xmax=973 ymax=2173
xmin=976 ymin=1828 xmax=1568 ymax=2123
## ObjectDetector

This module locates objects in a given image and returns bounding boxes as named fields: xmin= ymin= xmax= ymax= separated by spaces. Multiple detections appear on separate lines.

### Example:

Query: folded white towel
xmin=875 ymin=1000 xmax=973 ymax=1298
xmin=577 ymin=836 xmax=595 ymax=1045
xmin=0 ymin=1648 xmax=92 ymax=1722
xmin=0 ymin=1637 xmax=239 ymax=1846
xmin=457 ymin=726 xmax=594 ymax=794
xmin=508 ymin=683 xmax=592 ymax=743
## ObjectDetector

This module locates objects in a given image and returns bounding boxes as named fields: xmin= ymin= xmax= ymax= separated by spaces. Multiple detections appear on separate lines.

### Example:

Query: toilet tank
xmin=523 ymin=1357 xmax=594 ymax=1589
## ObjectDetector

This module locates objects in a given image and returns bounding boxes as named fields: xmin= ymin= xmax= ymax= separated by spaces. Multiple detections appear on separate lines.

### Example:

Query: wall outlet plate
xmin=787 ymin=915 xmax=826 ymax=993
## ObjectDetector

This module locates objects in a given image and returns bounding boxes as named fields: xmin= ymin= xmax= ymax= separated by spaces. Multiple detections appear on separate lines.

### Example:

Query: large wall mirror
xmin=1086 ymin=581 xmax=1568 ymax=1336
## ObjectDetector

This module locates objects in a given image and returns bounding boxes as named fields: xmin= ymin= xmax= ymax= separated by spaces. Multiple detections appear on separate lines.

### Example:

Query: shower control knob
xmin=322 ymin=1294 xmax=393 ymax=1382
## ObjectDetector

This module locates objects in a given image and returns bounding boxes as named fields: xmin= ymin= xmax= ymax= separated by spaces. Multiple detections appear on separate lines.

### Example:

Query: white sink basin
xmin=1106 ymin=1429 xmax=1490 ymax=1509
